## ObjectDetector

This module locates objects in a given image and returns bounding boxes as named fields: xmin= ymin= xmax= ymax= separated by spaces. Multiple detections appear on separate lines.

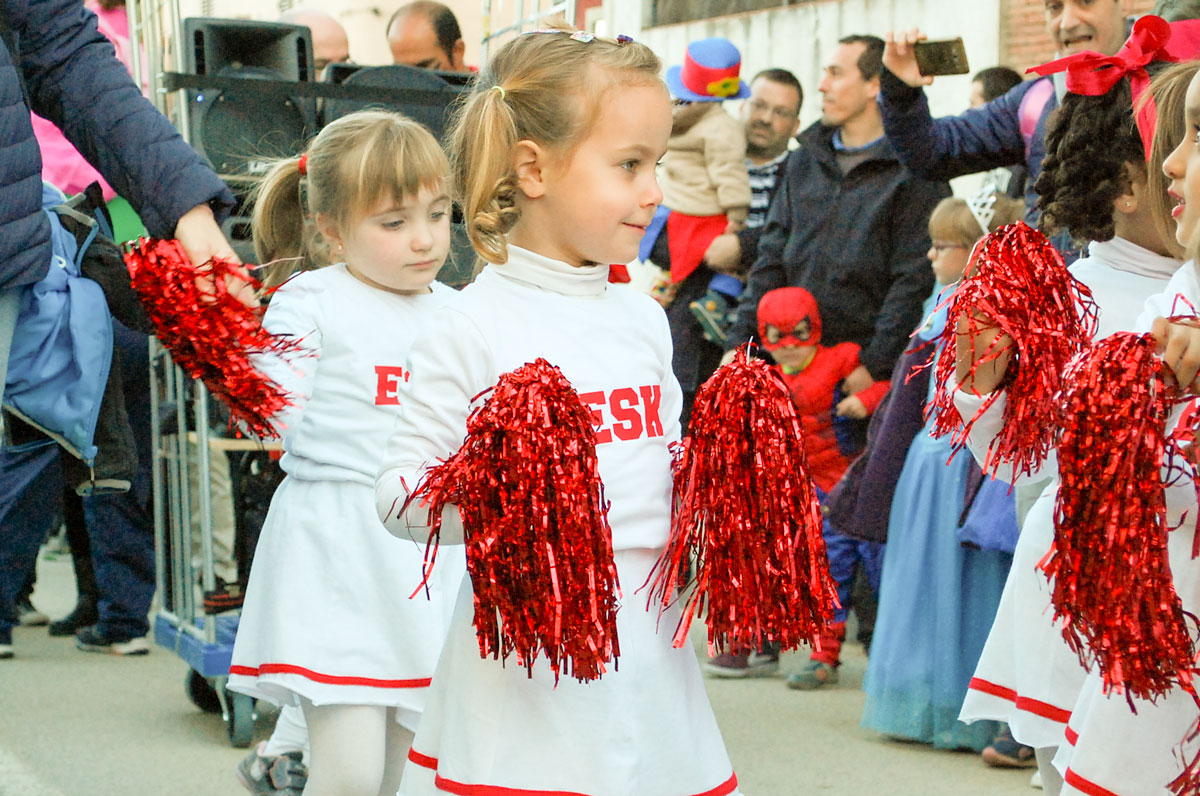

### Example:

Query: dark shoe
xmin=236 ymin=741 xmax=307 ymax=795
xmin=49 ymin=600 xmax=99 ymax=636
xmin=786 ymin=659 xmax=840 ymax=690
xmin=689 ymin=290 xmax=733 ymax=346
xmin=204 ymin=579 xmax=247 ymax=614
xmin=981 ymin=726 xmax=1037 ymax=768
xmin=75 ymin=624 xmax=149 ymax=656
xmin=704 ymin=649 xmax=780 ymax=678
xmin=17 ymin=597 xmax=49 ymax=627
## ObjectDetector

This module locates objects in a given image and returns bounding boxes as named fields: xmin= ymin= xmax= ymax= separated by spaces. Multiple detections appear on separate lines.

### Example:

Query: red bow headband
xmin=1028 ymin=15 xmax=1200 ymax=161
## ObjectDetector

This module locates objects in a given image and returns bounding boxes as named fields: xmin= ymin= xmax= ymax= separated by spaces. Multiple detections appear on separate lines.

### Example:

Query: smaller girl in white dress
xmin=228 ymin=110 xmax=464 ymax=796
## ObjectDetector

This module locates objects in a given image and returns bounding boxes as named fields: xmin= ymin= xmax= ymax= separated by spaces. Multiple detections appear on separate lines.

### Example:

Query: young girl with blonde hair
xmin=228 ymin=109 xmax=464 ymax=796
xmin=375 ymin=28 xmax=741 ymax=796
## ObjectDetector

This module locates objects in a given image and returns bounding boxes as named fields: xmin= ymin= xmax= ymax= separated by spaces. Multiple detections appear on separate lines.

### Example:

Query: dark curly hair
xmin=1035 ymin=78 xmax=1144 ymax=246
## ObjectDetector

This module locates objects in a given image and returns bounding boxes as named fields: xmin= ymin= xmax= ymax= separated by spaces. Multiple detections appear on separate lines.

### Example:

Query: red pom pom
xmin=1045 ymin=332 xmax=1195 ymax=704
xmin=124 ymin=238 xmax=303 ymax=439
xmin=645 ymin=347 xmax=838 ymax=655
xmin=926 ymin=222 xmax=1097 ymax=479
xmin=406 ymin=358 xmax=620 ymax=684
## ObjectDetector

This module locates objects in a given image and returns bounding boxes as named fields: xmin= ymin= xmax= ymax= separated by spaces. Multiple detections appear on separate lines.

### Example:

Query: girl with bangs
xmin=228 ymin=110 xmax=465 ymax=796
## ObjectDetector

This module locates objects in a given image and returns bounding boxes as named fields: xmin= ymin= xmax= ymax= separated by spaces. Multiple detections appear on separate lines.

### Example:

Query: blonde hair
xmin=1140 ymin=61 xmax=1200 ymax=261
xmin=447 ymin=27 xmax=663 ymax=264
xmin=251 ymin=109 xmax=449 ymax=286
xmin=928 ymin=192 xmax=1024 ymax=247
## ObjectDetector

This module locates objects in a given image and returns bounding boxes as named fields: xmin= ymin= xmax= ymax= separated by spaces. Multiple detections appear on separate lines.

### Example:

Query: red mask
xmin=758 ymin=287 xmax=821 ymax=351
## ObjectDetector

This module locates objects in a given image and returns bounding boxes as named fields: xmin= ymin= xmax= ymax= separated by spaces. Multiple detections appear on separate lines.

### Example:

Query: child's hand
xmin=1151 ymin=316 xmax=1200 ymax=393
xmin=723 ymin=220 xmax=745 ymax=234
xmin=955 ymin=312 xmax=1013 ymax=393
xmin=836 ymin=395 xmax=868 ymax=419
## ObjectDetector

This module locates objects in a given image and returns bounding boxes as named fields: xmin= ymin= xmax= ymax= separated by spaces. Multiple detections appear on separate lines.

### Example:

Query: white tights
xmin=300 ymin=699 xmax=414 ymax=796
xmin=1036 ymin=746 xmax=1064 ymax=796
xmin=263 ymin=704 xmax=309 ymax=762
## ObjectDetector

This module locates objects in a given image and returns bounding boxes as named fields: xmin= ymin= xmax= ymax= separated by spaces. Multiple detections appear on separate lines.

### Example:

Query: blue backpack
xmin=3 ymin=182 xmax=114 ymax=464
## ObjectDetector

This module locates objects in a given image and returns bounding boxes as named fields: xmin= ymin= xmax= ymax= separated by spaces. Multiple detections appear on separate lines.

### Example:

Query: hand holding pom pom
xmin=928 ymin=221 xmax=1098 ymax=480
xmin=403 ymin=358 xmax=620 ymax=684
xmin=645 ymin=346 xmax=838 ymax=657
xmin=124 ymin=238 xmax=305 ymax=439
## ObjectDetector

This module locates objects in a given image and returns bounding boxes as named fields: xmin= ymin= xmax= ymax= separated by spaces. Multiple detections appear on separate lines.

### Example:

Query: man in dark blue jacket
xmin=726 ymin=35 xmax=949 ymax=395
xmin=877 ymin=1 xmax=1129 ymax=225
xmin=0 ymin=0 xmax=242 ymax=659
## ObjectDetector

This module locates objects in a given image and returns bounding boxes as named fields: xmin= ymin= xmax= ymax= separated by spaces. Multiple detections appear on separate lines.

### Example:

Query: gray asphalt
xmin=0 ymin=549 xmax=1035 ymax=795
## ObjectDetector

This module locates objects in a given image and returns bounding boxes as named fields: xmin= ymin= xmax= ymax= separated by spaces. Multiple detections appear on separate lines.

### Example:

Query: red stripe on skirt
xmin=1064 ymin=768 xmax=1123 ymax=796
xmin=406 ymin=749 xmax=739 ymax=796
xmin=968 ymin=677 xmax=1073 ymax=723
xmin=229 ymin=663 xmax=431 ymax=688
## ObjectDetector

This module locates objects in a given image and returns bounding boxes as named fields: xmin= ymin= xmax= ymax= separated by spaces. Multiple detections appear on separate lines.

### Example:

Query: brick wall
xmin=1001 ymin=0 xmax=1155 ymax=73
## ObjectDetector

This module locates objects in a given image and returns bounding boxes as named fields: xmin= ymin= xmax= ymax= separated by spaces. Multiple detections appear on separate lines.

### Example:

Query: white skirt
xmin=1054 ymin=519 xmax=1200 ymax=795
xmin=228 ymin=476 xmax=464 ymax=727
xmin=959 ymin=484 xmax=1089 ymax=749
xmin=398 ymin=548 xmax=740 ymax=796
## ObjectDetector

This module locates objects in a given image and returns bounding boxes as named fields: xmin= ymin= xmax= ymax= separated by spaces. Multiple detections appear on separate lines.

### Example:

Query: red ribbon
xmin=1028 ymin=16 xmax=1200 ymax=161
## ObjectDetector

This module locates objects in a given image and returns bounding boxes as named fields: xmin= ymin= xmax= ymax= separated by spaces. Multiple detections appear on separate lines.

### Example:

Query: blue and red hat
xmin=665 ymin=37 xmax=750 ymax=102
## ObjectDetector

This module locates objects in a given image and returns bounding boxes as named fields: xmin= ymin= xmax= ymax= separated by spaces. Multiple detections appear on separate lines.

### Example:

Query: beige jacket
xmin=659 ymin=102 xmax=750 ymax=224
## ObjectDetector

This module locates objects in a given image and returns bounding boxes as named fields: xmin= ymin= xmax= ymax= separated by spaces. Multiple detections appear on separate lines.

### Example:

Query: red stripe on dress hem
xmin=228 ymin=663 xmax=432 ymax=688
xmin=1065 ymin=726 xmax=1079 ymax=746
xmin=407 ymin=753 xmax=738 ymax=796
xmin=409 ymin=748 xmax=438 ymax=769
xmin=968 ymin=678 xmax=1073 ymax=723
xmin=1064 ymin=767 xmax=1122 ymax=796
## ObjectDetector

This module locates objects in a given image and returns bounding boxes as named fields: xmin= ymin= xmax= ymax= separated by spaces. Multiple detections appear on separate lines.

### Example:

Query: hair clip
xmin=522 ymin=28 xmax=595 ymax=43
xmin=616 ymin=34 xmax=633 ymax=44
xmin=297 ymin=152 xmax=308 ymax=176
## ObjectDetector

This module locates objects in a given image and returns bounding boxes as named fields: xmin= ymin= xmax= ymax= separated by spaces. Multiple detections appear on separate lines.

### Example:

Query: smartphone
xmin=913 ymin=38 xmax=971 ymax=77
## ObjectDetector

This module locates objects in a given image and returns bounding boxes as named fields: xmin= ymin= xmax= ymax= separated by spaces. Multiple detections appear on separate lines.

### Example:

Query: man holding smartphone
xmin=878 ymin=0 xmax=1129 ymax=246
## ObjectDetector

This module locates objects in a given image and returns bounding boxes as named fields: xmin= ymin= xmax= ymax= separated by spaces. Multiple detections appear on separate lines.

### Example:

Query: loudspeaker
xmin=182 ymin=18 xmax=316 ymax=180
xmin=320 ymin=64 xmax=470 ymax=143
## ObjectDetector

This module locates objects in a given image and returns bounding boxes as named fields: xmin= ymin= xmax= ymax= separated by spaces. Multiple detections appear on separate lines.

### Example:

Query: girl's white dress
xmin=956 ymin=238 xmax=1181 ymax=750
xmin=228 ymin=265 xmax=465 ymax=729
xmin=376 ymin=246 xmax=740 ymax=796
xmin=1053 ymin=261 xmax=1200 ymax=794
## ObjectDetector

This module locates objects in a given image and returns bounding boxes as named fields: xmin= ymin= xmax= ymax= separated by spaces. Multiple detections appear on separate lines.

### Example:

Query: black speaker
xmin=182 ymin=18 xmax=316 ymax=181
xmin=320 ymin=64 xmax=470 ymax=143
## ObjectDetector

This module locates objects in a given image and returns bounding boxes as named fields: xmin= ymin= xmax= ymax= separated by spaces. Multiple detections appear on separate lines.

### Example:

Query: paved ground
xmin=0 ymin=549 xmax=1036 ymax=796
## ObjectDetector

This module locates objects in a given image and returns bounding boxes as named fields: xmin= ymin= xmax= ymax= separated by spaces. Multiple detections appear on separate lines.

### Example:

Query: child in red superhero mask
xmin=705 ymin=286 xmax=890 ymax=680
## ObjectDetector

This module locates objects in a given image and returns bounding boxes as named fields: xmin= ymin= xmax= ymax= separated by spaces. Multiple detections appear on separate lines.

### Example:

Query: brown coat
xmin=659 ymin=102 xmax=749 ymax=223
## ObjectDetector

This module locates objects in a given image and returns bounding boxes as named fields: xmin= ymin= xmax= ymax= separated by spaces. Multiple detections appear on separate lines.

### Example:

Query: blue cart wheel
xmin=227 ymin=692 xmax=255 ymax=748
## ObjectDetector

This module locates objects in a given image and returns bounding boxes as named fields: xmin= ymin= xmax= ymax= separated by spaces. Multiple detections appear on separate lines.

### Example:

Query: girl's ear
xmin=1114 ymin=162 xmax=1148 ymax=216
xmin=512 ymin=139 xmax=547 ymax=200
xmin=315 ymin=213 xmax=343 ymax=250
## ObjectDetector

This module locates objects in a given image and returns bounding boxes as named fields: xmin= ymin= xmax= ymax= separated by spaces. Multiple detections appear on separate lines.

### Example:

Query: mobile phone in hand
xmin=913 ymin=37 xmax=970 ymax=77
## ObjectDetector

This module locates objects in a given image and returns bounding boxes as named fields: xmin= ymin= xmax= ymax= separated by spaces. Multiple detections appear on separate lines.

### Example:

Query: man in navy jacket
xmin=878 ymin=1 xmax=1130 ymax=224
xmin=726 ymin=36 xmax=949 ymax=395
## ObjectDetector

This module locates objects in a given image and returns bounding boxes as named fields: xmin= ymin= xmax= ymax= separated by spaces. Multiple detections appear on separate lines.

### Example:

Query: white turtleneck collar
xmin=1086 ymin=237 xmax=1182 ymax=280
xmin=485 ymin=244 xmax=610 ymax=298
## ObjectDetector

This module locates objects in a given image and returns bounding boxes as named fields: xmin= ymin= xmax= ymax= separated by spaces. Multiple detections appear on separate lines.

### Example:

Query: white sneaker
xmin=18 ymin=599 xmax=49 ymax=626
xmin=0 ymin=643 xmax=13 ymax=659
xmin=1031 ymin=770 xmax=1043 ymax=789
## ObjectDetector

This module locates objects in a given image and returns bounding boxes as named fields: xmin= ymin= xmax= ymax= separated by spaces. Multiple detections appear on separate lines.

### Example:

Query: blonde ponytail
xmin=450 ymin=87 xmax=521 ymax=264
xmin=250 ymin=157 xmax=314 ymax=288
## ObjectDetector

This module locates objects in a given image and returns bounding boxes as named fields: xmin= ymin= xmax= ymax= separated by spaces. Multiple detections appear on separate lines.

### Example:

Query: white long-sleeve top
xmin=952 ymin=237 xmax=1182 ymax=486
xmin=254 ymin=264 xmax=454 ymax=486
xmin=376 ymin=245 xmax=684 ymax=551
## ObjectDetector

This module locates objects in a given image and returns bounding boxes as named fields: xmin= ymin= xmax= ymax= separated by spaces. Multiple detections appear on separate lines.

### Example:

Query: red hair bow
xmin=1028 ymin=15 xmax=1200 ymax=160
